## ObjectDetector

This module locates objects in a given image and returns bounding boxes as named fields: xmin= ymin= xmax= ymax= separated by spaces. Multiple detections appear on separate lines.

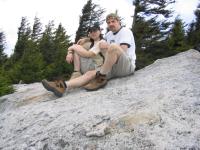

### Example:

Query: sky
xmin=0 ymin=0 xmax=199 ymax=56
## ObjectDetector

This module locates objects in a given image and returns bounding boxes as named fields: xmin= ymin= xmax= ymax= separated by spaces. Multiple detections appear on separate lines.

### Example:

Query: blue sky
xmin=0 ymin=0 xmax=199 ymax=56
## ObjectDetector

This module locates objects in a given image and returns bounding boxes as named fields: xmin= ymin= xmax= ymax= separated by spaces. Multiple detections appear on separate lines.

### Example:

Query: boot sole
xmin=84 ymin=82 xmax=107 ymax=91
xmin=42 ymin=80 xmax=63 ymax=97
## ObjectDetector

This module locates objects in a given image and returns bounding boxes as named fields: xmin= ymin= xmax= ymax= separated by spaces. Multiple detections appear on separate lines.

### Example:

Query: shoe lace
xmin=96 ymin=71 xmax=106 ymax=83
xmin=54 ymin=80 xmax=66 ymax=88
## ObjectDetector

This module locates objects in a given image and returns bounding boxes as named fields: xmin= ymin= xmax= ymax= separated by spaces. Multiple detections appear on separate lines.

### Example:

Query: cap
xmin=106 ymin=13 xmax=120 ymax=22
xmin=88 ymin=23 xmax=101 ymax=33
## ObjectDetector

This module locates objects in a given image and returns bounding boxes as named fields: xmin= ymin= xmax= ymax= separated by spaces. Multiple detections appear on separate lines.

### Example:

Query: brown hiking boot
xmin=84 ymin=71 xmax=107 ymax=91
xmin=41 ymin=79 xmax=67 ymax=97
xmin=69 ymin=71 xmax=82 ymax=80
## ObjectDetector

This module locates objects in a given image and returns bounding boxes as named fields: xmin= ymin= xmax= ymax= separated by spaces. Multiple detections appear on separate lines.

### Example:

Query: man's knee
xmin=107 ymin=43 xmax=123 ymax=56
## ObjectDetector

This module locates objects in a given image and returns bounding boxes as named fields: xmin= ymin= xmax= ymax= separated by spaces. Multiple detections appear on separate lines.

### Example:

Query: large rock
xmin=0 ymin=49 xmax=200 ymax=150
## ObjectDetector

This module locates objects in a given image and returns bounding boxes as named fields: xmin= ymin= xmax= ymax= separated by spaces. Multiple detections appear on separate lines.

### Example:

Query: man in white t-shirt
xmin=84 ymin=13 xmax=136 ymax=91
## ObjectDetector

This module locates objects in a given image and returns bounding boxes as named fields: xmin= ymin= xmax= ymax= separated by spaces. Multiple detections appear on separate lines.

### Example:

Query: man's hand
xmin=99 ymin=41 xmax=109 ymax=50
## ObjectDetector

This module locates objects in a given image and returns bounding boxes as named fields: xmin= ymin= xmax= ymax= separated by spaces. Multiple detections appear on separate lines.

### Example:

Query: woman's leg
xmin=66 ymin=70 xmax=97 ymax=89
xmin=73 ymin=52 xmax=81 ymax=72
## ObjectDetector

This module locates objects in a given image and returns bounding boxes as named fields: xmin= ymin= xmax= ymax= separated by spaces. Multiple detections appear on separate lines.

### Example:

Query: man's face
xmin=106 ymin=18 xmax=120 ymax=32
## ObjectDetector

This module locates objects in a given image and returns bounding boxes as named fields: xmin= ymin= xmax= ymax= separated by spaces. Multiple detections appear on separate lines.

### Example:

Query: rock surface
xmin=0 ymin=49 xmax=200 ymax=150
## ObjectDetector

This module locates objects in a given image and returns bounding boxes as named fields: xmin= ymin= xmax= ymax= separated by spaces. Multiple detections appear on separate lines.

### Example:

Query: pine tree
xmin=75 ymin=0 xmax=105 ymax=43
xmin=13 ymin=17 xmax=31 ymax=62
xmin=187 ymin=2 xmax=200 ymax=50
xmin=0 ymin=31 xmax=7 ymax=66
xmin=31 ymin=16 xmax=42 ymax=43
xmin=132 ymin=0 xmax=175 ymax=69
xmin=39 ymin=21 xmax=55 ymax=64
xmin=132 ymin=0 xmax=175 ymax=50
xmin=168 ymin=16 xmax=189 ymax=54
xmin=49 ymin=23 xmax=73 ymax=79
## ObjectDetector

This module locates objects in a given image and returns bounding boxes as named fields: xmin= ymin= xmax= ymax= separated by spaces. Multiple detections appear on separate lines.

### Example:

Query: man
xmin=84 ymin=13 xmax=136 ymax=91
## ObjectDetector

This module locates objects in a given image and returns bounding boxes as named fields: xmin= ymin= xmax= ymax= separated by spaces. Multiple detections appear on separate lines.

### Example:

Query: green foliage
xmin=43 ymin=23 xmax=73 ymax=80
xmin=13 ymin=17 xmax=31 ymax=62
xmin=39 ymin=21 xmax=55 ymax=64
xmin=187 ymin=3 xmax=200 ymax=48
xmin=0 ymin=32 xmax=7 ymax=66
xmin=167 ymin=17 xmax=190 ymax=55
xmin=0 ymin=67 xmax=14 ymax=97
xmin=31 ymin=16 xmax=42 ymax=43
xmin=8 ymin=50 xmax=45 ymax=84
xmin=132 ymin=0 xmax=176 ymax=69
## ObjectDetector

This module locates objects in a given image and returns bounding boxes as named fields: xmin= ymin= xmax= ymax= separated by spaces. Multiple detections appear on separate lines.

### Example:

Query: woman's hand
xmin=66 ymin=53 xmax=73 ymax=64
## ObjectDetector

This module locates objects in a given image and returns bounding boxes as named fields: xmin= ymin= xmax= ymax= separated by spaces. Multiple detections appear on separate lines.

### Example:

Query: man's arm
xmin=120 ymin=44 xmax=129 ymax=52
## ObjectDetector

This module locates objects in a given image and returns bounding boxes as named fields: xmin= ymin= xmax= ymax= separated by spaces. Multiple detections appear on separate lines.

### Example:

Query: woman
xmin=41 ymin=23 xmax=106 ymax=97
xmin=66 ymin=23 xmax=104 ymax=80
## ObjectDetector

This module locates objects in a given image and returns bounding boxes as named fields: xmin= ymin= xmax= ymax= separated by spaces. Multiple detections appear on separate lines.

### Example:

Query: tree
xmin=31 ymin=16 xmax=42 ymax=43
xmin=132 ymin=0 xmax=175 ymax=50
xmin=46 ymin=23 xmax=73 ymax=79
xmin=39 ymin=21 xmax=55 ymax=64
xmin=187 ymin=2 xmax=200 ymax=49
xmin=132 ymin=0 xmax=175 ymax=69
xmin=13 ymin=17 xmax=31 ymax=62
xmin=167 ymin=16 xmax=189 ymax=54
xmin=0 ymin=31 xmax=7 ymax=66
xmin=0 ymin=67 xmax=14 ymax=96
xmin=75 ymin=0 xmax=105 ymax=43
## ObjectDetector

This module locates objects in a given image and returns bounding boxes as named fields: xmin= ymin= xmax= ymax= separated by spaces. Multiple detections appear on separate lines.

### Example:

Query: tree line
xmin=0 ymin=0 xmax=200 ymax=96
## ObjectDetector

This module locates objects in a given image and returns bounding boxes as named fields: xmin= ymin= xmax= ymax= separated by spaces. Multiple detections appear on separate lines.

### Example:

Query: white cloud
xmin=174 ymin=0 xmax=199 ymax=23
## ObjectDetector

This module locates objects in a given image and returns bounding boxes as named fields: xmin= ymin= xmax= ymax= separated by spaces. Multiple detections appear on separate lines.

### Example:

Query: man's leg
xmin=100 ymin=44 xmax=123 ymax=75
xmin=42 ymin=70 xmax=97 ymax=97
xmin=84 ymin=44 xmax=123 ymax=91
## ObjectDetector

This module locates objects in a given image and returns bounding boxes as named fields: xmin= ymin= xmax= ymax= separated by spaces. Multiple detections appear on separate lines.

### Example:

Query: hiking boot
xmin=42 ymin=79 xmax=67 ymax=97
xmin=84 ymin=71 xmax=107 ymax=91
xmin=69 ymin=71 xmax=82 ymax=80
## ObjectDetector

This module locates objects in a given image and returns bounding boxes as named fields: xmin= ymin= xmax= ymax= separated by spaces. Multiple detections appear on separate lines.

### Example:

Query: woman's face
xmin=88 ymin=30 xmax=101 ymax=41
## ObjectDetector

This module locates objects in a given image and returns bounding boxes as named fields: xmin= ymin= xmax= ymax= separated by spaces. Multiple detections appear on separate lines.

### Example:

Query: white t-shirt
xmin=104 ymin=27 xmax=136 ymax=66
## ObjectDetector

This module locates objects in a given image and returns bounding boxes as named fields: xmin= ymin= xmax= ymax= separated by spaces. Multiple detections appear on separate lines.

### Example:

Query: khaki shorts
xmin=80 ymin=57 xmax=96 ymax=74
xmin=106 ymin=52 xmax=135 ymax=79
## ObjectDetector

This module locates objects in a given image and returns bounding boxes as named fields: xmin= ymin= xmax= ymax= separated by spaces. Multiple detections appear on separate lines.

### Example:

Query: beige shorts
xmin=80 ymin=57 xmax=96 ymax=74
xmin=106 ymin=52 xmax=135 ymax=79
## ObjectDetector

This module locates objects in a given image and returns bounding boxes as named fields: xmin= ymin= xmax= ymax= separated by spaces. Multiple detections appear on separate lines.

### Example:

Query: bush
xmin=0 ymin=74 xmax=14 ymax=97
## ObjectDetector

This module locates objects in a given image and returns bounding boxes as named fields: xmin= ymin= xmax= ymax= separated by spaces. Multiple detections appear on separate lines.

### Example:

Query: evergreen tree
xmin=187 ymin=2 xmax=200 ymax=49
xmin=13 ymin=17 xmax=31 ymax=62
xmin=45 ymin=23 xmax=72 ymax=79
xmin=132 ymin=0 xmax=175 ymax=50
xmin=0 ymin=31 xmax=7 ymax=66
xmin=39 ymin=21 xmax=55 ymax=64
xmin=0 ymin=67 xmax=14 ymax=96
xmin=132 ymin=0 xmax=175 ymax=69
xmin=167 ymin=16 xmax=189 ymax=54
xmin=75 ymin=0 xmax=105 ymax=43
xmin=31 ymin=16 xmax=42 ymax=43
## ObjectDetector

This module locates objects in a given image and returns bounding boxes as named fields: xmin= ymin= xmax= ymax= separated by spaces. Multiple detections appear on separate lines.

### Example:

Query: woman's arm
xmin=69 ymin=44 xmax=96 ymax=58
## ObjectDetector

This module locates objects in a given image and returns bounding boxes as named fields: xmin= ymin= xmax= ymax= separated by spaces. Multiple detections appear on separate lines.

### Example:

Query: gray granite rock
xmin=0 ymin=49 xmax=200 ymax=150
